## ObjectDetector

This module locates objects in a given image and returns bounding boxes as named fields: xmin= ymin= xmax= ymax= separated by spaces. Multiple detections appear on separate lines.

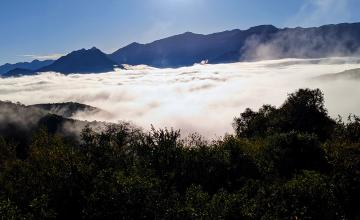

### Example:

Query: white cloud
xmin=1 ymin=58 xmax=360 ymax=138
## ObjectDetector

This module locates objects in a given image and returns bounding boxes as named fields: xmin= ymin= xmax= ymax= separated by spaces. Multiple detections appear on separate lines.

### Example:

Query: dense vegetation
xmin=30 ymin=102 xmax=101 ymax=118
xmin=0 ymin=88 xmax=359 ymax=219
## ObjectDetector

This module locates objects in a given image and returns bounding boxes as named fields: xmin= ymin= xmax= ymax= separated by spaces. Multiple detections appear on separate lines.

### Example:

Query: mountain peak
xmin=70 ymin=47 xmax=103 ymax=55
xmin=4 ymin=22 xmax=360 ymax=74
xmin=247 ymin=24 xmax=278 ymax=32
xmin=38 ymin=47 xmax=118 ymax=74
xmin=110 ymin=22 xmax=360 ymax=68
xmin=128 ymin=42 xmax=141 ymax=46
xmin=90 ymin=46 xmax=99 ymax=51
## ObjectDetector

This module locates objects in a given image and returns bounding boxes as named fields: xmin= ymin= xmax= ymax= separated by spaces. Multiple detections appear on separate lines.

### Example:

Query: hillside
xmin=110 ymin=23 xmax=360 ymax=67
xmin=38 ymin=47 xmax=118 ymax=74
xmin=1 ymin=68 xmax=34 ymax=77
xmin=0 ymin=89 xmax=359 ymax=219
xmin=30 ymin=102 xmax=102 ymax=118
xmin=0 ymin=101 xmax=105 ymax=155
xmin=0 ymin=59 xmax=53 ymax=75
xmin=2 ymin=22 xmax=360 ymax=76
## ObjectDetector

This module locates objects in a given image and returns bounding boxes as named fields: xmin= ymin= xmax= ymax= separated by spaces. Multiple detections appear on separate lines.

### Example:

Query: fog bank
xmin=1 ymin=57 xmax=360 ymax=138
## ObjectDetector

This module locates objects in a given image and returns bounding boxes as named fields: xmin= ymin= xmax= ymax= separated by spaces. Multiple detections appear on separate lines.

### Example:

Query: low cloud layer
xmin=1 ymin=57 xmax=360 ymax=138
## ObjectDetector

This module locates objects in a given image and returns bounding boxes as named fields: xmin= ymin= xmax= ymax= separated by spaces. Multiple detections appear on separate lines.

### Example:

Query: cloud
xmin=240 ymin=23 xmax=360 ymax=61
xmin=21 ymin=53 xmax=64 ymax=61
xmin=288 ymin=0 xmax=350 ymax=27
xmin=0 ymin=58 xmax=360 ymax=138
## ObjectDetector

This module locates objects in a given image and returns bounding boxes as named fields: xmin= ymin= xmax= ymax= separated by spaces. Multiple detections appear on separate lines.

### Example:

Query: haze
xmin=0 ymin=57 xmax=359 ymax=137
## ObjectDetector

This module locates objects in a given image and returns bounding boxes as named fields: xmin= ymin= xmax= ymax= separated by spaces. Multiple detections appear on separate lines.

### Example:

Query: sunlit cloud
xmin=1 ymin=58 xmax=360 ymax=138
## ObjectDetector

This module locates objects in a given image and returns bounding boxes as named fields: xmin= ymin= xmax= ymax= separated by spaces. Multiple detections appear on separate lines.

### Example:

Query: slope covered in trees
xmin=30 ymin=102 xmax=102 ymax=118
xmin=0 ymin=89 xmax=359 ymax=219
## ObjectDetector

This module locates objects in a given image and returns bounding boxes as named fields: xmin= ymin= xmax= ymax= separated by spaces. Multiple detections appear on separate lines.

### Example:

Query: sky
xmin=1 ymin=0 xmax=360 ymax=64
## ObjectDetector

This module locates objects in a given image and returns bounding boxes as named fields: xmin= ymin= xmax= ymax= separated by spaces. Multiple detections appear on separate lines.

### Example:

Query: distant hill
xmin=2 ymin=22 xmax=360 ymax=75
xmin=1 ymin=68 xmax=34 ymax=77
xmin=315 ymin=68 xmax=360 ymax=80
xmin=38 ymin=47 xmax=118 ymax=74
xmin=0 ymin=100 xmax=106 ymax=155
xmin=0 ymin=59 xmax=53 ymax=75
xmin=110 ymin=23 xmax=360 ymax=67
xmin=1 ymin=48 xmax=118 ymax=77
xmin=30 ymin=102 xmax=103 ymax=118
xmin=109 ymin=26 xmax=278 ymax=67
xmin=0 ymin=101 xmax=74 ymax=154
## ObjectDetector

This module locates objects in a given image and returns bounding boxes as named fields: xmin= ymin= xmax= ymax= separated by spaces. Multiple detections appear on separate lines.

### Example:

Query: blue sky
xmin=1 ymin=0 xmax=360 ymax=64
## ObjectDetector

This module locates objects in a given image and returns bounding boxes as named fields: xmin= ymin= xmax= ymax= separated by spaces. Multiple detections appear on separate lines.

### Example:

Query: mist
xmin=1 ymin=57 xmax=360 ymax=138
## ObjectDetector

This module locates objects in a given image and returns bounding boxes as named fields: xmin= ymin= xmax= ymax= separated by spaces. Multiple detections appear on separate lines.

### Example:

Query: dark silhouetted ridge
xmin=38 ymin=47 xmax=118 ymax=74
xmin=3 ymin=22 xmax=360 ymax=72
xmin=0 ymin=59 xmax=54 ymax=75
xmin=2 ymin=68 xmax=34 ymax=77
xmin=30 ymin=102 xmax=102 ymax=118
xmin=110 ymin=22 xmax=360 ymax=67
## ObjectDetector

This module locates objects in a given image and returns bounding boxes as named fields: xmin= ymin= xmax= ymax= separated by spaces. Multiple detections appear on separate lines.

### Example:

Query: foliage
xmin=233 ymin=88 xmax=336 ymax=140
xmin=0 ymin=88 xmax=359 ymax=219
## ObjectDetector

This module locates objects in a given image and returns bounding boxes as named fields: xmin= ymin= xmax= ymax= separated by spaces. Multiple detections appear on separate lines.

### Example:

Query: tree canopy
xmin=0 ymin=88 xmax=359 ymax=219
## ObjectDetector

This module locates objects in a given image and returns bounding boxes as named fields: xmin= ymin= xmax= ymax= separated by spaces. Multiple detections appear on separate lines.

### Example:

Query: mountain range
xmin=38 ymin=47 xmax=118 ymax=74
xmin=0 ymin=59 xmax=53 ymax=75
xmin=2 ymin=22 xmax=360 ymax=77
xmin=0 ymin=47 xmax=118 ymax=77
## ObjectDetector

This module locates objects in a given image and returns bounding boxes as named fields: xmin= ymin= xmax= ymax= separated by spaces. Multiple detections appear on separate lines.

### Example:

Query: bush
xmin=234 ymin=89 xmax=336 ymax=140
xmin=0 ymin=88 xmax=358 ymax=219
xmin=263 ymin=132 xmax=329 ymax=177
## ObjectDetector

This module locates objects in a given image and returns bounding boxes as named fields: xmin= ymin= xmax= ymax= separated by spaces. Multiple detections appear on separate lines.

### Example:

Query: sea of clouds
xmin=1 ymin=57 xmax=360 ymax=138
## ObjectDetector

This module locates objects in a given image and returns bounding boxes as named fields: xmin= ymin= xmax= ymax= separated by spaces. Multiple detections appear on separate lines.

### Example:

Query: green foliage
xmin=0 ymin=88 xmax=359 ymax=219
xmin=257 ymin=171 xmax=344 ymax=220
xmin=233 ymin=88 xmax=336 ymax=140
xmin=0 ymin=199 xmax=23 ymax=220
xmin=263 ymin=132 xmax=328 ymax=177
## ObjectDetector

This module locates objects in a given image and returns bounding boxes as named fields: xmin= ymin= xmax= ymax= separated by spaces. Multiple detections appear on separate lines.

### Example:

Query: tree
xmin=233 ymin=88 xmax=336 ymax=140
xmin=263 ymin=132 xmax=329 ymax=177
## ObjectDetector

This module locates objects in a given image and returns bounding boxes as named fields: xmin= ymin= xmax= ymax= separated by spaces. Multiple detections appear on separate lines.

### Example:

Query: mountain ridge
xmin=110 ymin=22 xmax=360 ymax=67
xmin=38 ymin=47 xmax=118 ymax=74
xmin=0 ymin=59 xmax=54 ymax=75
xmin=2 ymin=22 xmax=360 ymax=76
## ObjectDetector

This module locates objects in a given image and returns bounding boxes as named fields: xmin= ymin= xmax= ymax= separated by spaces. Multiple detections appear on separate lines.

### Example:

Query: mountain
xmin=0 ymin=101 xmax=77 ymax=152
xmin=0 ymin=59 xmax=53 ymax=75
xmin=30 ymin=102 xmax=103 ymax=118
xmin=2 ymin=47 xmax=118 ymax=77
xmin=38 ymin=47 xmax=118 ymax=74
xmin=0 ymin=100 xmax=105 ymax=153
xmin=110 ymin=22 xmax=360 ymax=67
xmin=3 ymin=22 xmax=360 ymax=74
xmin=2 ymin=68 xmax=34 ymax=77
xmin=110 ymin=26 xmax=278 ymax=67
